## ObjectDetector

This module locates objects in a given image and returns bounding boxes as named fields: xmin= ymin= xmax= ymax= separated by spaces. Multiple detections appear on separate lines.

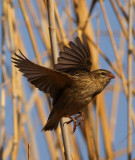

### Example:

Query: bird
xmin=11 ymin=35 xmax=115 ymax=133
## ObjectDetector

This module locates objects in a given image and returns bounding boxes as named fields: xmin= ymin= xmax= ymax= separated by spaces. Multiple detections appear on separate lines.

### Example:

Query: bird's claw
xmin=63 ymin=112 xmax=85 ymax=133
xmin=63 ymin=119 xmax=73 ymax=125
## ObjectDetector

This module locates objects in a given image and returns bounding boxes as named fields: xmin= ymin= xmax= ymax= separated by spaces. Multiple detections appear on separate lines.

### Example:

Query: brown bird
xmin=11 ymin=36 xmax=114 ymax=133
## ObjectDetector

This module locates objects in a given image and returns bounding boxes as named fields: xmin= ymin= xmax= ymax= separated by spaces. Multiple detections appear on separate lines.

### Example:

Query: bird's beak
xmin=108 ymin=72 xmax=115 ymax=79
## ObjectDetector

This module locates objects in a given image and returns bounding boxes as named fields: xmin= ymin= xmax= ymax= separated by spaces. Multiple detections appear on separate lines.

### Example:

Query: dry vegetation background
xmin=0 ymin=0 xmax=135 ymax=160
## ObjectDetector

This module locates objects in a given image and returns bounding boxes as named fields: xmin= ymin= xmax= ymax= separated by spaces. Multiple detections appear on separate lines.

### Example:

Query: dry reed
xmin=0 ymin=0 xmax=134 ymax=160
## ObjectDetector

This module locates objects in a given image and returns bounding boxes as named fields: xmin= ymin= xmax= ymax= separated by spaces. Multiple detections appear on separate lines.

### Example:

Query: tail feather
xmin=42 ymin=116 xmax=60 ymax=131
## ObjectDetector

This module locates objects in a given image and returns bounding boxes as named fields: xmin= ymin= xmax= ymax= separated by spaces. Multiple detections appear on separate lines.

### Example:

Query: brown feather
xmin=12 ymin=50 xmax=72 ymax=98
xmin=55 ymin=35 xmax=92 ymax=74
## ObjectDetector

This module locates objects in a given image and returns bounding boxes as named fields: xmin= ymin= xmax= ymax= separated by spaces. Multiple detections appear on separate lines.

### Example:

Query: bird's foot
xmin=63 ymin=112 xmax=85 ymax=133
xmin=75 ymin=112 xmax=85 ymax=126
xmin=63 ymin=116 xmax=77 ymax=133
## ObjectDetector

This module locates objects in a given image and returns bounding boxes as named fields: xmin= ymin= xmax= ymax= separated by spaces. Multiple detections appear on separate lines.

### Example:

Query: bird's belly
xmin=66 ymin=104 xmax=85 ymax=116
xmin=64 ymin=96 xmax=92 ymax=116
xmin=55 ymin=88 xmax=93 ymax=117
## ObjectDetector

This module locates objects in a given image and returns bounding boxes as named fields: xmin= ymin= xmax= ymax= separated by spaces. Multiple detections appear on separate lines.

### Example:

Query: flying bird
xmin=11 ymin=35 xmax=114 ymax=133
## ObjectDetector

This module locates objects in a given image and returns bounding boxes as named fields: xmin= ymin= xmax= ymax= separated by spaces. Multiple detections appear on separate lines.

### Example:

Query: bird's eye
xmin=101 ymin=72 xmax=107 ymax=76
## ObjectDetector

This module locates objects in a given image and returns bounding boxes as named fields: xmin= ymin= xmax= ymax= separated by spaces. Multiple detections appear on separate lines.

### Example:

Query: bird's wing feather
xmin=12 ymin=50 xmax=72 ymax=98
xmin=54 ymin=35 xmax=92 ymax=74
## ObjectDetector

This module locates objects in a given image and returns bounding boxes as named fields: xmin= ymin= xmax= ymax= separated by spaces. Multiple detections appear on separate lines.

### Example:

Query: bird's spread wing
xmin=54 ymin=35 xmax=92 ymax=74
xmin=11 ymin=50 xmax=72 ymax=98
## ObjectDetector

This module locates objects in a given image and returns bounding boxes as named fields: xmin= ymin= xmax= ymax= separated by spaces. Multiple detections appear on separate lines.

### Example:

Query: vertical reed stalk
xmin=47 ymin=1 xmax=72 ymax=159
xmin=7 ymin=2 xmax=19 ymax=159
xmin=127 ymin=0 xmax=133 ymax=159
xmin=99 ymin=0 xmax=128 ymax=97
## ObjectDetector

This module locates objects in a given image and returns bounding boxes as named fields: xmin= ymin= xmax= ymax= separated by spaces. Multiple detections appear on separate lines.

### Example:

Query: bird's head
xmin=90 ymin=69 xmax=115 ymax=89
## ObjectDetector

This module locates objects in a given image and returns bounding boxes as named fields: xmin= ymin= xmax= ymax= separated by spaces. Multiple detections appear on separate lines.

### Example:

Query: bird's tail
xmin=42 ymin=115 xmax=60 ymax=131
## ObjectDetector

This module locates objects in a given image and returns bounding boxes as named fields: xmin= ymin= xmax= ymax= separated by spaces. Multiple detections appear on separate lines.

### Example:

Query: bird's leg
xmin=63 ymin=112 xmax=85 ymax=133
xmin=63 ymin=115 xmax=77 ymax=133
xmin=75 ymin=112 xmax=85 ymax=120
xmin=75 ymin=112 xmax=85 ymax=126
